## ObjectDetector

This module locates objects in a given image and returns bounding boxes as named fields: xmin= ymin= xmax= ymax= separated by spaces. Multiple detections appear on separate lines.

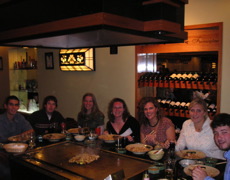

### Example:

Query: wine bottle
xmin=174 ymin=101 xmax=181 ymax=117
xmin=174 ymin=73 xmax=181 ymax=89
xmin=149 ymin=73 xmax=155 ymax=87
xmin=153 ymin=73 xmax=159 ymax=87
xmin=179 ymin=101 xmax=186 ymax=117
xmin=164 ymin=99 xmax=171 ymax=116
xmin=210 ymin=72 xmax=217 ymax=90
xmin=191 ymin=72 xmax=199 ymax=89
xmin=138 ymin=74 xmax=145 ymax=87
xmin=169 ymin=101 xmax=176 ymax=116
xmin=203 ymin=73 xmax=211 ymax=90
xmin=179 ymin=73 xmax=187 ymax=89
xmin=164 ymin=73 xmax=170 ymax=88
xmin=144 ymin=72 xmax=150 ymax=87
xmin=161 ymin=99 xmax=167 ymax=116
xmin=185 ymin=102 xmax=191 ymax=118
xmin=169 ymin=73 xmax=176 ymax=88
xmin=185 ymin=72 xmax=192 ymax=89
xmin=197 ymin=72 xmax=204 ymax=90
xmin=158 ymin=73 xmax=164 ymax=88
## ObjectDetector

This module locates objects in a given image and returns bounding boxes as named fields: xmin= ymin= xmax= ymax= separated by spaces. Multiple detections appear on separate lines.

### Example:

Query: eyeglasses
xmin=8 ymin=103 xmax=19 ymax=107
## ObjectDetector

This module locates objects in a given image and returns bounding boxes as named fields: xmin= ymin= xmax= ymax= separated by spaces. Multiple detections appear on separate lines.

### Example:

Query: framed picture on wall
xmin=0 ymin=57 xmax=3 ymax=70
xmin=45 ymin=52 xmax=54 ymax=69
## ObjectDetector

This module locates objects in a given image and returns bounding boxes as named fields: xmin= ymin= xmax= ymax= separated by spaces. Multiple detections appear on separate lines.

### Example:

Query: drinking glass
xmin=28 ymin=132 xmax=36 ymax=149
xmin=164 ymin=159 xmax=174 ymax=180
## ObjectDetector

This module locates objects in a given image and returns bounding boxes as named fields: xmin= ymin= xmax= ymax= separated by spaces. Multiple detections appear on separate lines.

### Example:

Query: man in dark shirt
xmin=0 ymin=95 xmax=34 ymax=143
xmin=28 ymin=95 xmax=65 ymax=135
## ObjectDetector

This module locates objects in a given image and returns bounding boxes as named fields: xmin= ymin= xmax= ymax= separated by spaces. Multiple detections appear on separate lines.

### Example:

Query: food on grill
xmin=69 ymin=153 xmax=100 ymax=165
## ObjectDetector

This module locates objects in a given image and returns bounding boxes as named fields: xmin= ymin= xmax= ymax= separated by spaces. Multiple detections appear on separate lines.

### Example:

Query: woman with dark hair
xmin=138 ymin=97 xmax=175 ymax=148
xmin=176 ymin=98 xmax=224 ymax=159
xmin=77 ymin=93 xmax=104 ymax=133
xmin=104 ymin=98 xmax=140 ymax=142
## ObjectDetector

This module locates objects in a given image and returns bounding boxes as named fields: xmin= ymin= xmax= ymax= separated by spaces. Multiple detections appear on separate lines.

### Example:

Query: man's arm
xmin=19 ymin=129 xmax=34 ymax=136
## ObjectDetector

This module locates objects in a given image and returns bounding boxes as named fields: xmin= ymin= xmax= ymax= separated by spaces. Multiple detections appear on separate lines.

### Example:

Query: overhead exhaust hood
xmin=0 ymin=0 xmax=188 ymax=49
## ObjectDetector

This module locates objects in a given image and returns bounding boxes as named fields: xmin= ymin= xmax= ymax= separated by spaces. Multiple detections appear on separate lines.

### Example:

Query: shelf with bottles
xmin=158 ymin=98 xmax=217 ymax=120
xmin=138 ymin=72 xmax=217 ymax=91
xmin=12 ymin=58 xmax=37 ymax=70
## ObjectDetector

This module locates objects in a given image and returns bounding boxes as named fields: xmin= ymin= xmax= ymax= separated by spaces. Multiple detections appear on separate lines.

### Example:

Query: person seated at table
xmin=0 ymin=95 xmax=34 ymax=143
xmin=28 ymin=95 xmax=65 ymax=135
xmin=138 ymin=97 xmax=175 ymax=149
xmin=176 ymin=98 xmax=224 ymax=159
xmin=0 ymin=151 xmax=11 ymax=180
xmin=77 ymin=93 xmax=104 ymax=134
xmin=192 ymin=113 xmax=230 ymax=180
xmin=104 ymin=98 xmax=140 ymax=142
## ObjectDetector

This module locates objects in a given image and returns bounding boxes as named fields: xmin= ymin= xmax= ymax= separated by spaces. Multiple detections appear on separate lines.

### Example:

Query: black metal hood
xmin=0 ymin=0 xmax=188 ymax=49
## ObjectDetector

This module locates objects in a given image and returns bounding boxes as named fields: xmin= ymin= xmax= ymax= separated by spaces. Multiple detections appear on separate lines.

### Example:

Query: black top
xmin=106 ymin=116 xmax=140 ymax=142
xmin=28 ymin=109 xmax=65 ymax=135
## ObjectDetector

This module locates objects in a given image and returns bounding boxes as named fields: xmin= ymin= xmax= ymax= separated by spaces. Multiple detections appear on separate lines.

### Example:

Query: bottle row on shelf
xmin=157 ymin=99 xmax=217 ymax=120
xmin=13 ymin=58 xmax=37 ymax=70
xmin=138 ymin=72 xmax=217 ymax=90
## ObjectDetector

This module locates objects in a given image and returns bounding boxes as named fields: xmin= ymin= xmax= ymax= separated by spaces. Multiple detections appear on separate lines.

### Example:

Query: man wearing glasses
xmin=0 ymin=95 xmax=34 ymax=143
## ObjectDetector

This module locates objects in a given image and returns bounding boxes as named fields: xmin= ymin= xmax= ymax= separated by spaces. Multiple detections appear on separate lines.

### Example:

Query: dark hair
xmin=4 ymin=95 xmax=20 ymax=105
xmin=211 ymin=113 xmax=230 ymax=129
xmin=108 ymin=98 xmax=130 ymax=123
xmin=138 ymin=97 xmax=162 ymax=126
xmin=80 ymin=93 xmax=101 ymax=114
xmin=43 ymin=95 xmax=58 ymax=108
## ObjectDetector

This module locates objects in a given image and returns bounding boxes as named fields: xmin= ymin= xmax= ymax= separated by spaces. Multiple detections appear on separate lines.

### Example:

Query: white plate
xmin=184 ymin=165 xmax=220 ymax=177
xmin=176 ymin=149 xmax=206 ymax=159
xmin=43 ymin=133 xmax=66 ymax=142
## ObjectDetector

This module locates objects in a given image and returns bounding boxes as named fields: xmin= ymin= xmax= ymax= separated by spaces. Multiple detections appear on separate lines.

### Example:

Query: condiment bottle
xmin=142 ymin=171 xmax=150 ymax=180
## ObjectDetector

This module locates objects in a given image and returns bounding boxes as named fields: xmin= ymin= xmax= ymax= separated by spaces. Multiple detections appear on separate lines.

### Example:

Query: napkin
xmin=120 ymin=128 xmax=132 ymax=137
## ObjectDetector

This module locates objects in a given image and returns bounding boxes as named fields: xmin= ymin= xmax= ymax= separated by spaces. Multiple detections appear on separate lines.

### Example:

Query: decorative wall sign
xmin=59 ymin=48 xmax=95 ymax=71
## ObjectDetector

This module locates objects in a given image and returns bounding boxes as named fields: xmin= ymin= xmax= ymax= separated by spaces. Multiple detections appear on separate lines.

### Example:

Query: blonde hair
xmin=189 ymin=98 xmax=208 ymax=119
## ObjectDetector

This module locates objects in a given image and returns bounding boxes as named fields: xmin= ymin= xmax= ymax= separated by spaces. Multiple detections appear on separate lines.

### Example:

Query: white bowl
xmin=3 ymin=143 xmax=28 ymax=153
xmin=179 ymin=159 xmax=196 ymax=167
xmin=74 ymin=135 xmax=86 ymax=141
xmin=148 ymin=150 xmax=165 ymax=160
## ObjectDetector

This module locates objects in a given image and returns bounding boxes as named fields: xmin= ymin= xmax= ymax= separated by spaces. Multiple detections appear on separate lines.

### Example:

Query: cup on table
xmin=95 ymin=127 xmax=101 ymax=136
xmin=28 ymin=132 xmax=36 ymax=149
xmin=164 ymin=159 xmax=174 ymax=180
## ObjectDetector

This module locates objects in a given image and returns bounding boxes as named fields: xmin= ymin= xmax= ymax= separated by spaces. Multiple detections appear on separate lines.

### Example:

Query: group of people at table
xmin=0 ymin=93 xmax=230 ymax=180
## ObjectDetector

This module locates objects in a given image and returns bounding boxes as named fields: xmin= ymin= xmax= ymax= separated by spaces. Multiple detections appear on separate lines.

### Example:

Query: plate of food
xmin=67 ymin=128 xmax=80 ymax=135
xmin=43 ymin=133 xmax=66 ymax=142
xmin=8 ymin=135 xmax=30 ymax=142
xmin=184 ymin=165 xmax=220 ymax=177
xmin=98 ymin=134 xmax=121 ymax=143
xmin=125 ymin=143 xmax=153 ymax=155
xmin=176 ymin=150 xmax=206 ymax=159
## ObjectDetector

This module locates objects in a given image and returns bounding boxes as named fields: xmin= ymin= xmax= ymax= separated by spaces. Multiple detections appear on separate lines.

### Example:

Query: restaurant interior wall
xmin=0 ymin=46 xmax=10 ymax=107
xmin=36 ymin=47 xmax=135 ymax=121
xmin=1 ymin=0 xmax=230 ymax=119
xmin=185 ymin=0 xmax=230 ymax=113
